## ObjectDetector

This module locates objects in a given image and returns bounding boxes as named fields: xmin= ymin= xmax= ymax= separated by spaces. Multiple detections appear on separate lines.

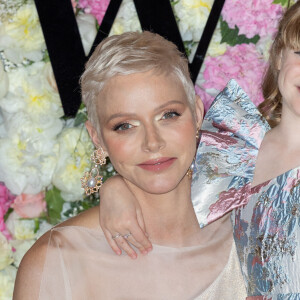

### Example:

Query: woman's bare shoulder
xmin=13 ymin=206 xmax=100 ymax=299
xmin=13 ymin=229 xmax=50 ymax=299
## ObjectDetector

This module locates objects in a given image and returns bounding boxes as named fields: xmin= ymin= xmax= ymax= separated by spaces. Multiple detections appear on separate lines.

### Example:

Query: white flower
xmin=5 ymin=212 xmax=37 ymax=241
xmin=35 ymin=220 xmax=52 ymax=239
xmin=43 ymin=61 xmax=58 ymax=93
xmin=14 ymin=219 xmax=36 ymax=240
xmin=256 ymin=35 xmax=273 ymax=62
xmin=0 ymin=130 xmax=60 ymax=194
xmin=0 ymin=1 xmax=45 ymax=63
xmin=0 ymin=62 xmax=63 ymax=195
xmin=0 ymin=60 xmax=8 ymax=99
xmin=0 ymin=233 xmax=13 ymax=270
xmin=52 ymin=126 xmax=94 ymax=201
xmin=206 ymin=21 xmax=227 ymax=57
xmin=0 ymin=62 xmax=63 ymax=122
xmin=173 ymin=0 xmax=214 ymax=42
xmin=0 ymin=265 xmax=17 ymax=300
xmin=110 ymin=0 xmax=142 ymax=35
xmin=0 ymin=111 xmax=61 ymax=194
xmin=10 ymin=239 xmax=35 ymax=267
xmin=76 ymin=13 xmax=97 ymax=56
xmin=0 ymin=111 xmax=5 ymax=138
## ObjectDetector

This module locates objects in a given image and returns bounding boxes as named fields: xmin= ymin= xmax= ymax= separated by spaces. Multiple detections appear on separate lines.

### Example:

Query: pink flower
xmin=222 ymin=0 xmax=283 ymax=39
xmin=201 ymin=44 xmax=267 ymax=108
xmin=195 ymin=85 xmax=213 ymax=113
xmin=71 ymin=0 xmax=77 ymax=12
xmin=11 ymin=192 xmax=47 ymax=219
xmin=0 ymin=183 xmax=15 ymax=239
xmin=78 ymin=0 xmax=110 ymax=25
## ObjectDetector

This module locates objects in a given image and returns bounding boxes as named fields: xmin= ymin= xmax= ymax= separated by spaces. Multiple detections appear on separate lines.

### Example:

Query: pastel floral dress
xmin=192 ymin=80 xmax=300 ymax=299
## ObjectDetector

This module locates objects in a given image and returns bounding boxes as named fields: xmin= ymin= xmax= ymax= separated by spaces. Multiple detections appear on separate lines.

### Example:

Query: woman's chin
xmin=137 ymin=178 xmax=185 ymax=195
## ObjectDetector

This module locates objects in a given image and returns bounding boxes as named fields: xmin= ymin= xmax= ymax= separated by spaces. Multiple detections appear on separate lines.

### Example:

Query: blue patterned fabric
xmin=192 ymin=79 xmax=300 ymax=299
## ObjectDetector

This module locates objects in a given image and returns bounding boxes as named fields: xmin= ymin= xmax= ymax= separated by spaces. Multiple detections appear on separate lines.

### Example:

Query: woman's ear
xmin=85 ymin=120 xmax=100 ymax=145
xmin=195 ymin=95 xmax=205 ymax=129
xmin=85 ymin=121 xmax=107 ymax=151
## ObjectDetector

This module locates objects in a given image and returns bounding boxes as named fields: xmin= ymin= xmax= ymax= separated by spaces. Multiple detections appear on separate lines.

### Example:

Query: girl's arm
xmin=99 ymin=175 xmax=152 ymax=259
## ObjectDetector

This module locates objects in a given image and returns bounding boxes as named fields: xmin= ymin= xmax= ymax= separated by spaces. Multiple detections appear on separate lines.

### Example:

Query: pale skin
xmin=15 ymin=71 xmax=234 ymax=299
xmin=100 ymin=48 xmax=300 ymax=257
xmin=252 ymin=48 xmax=300 ymax=187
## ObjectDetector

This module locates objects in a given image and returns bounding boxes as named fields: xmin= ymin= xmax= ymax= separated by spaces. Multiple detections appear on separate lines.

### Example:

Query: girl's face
xmin=87 ymin=71 xmax=203 ymax=195
xmin=278 ymin=48 xmax=300 ymax=118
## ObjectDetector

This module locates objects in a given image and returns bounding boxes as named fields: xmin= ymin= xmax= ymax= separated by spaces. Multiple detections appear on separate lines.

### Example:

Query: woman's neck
xmin=274 ymin=106 xmax=300 ymax=149
xmin=252 ymin=110 xmax=300 ymax=187
xmin=125 ymin=176 xmax=201 ymax=247
xmin=271 ymin=121 xmax=300 ymax=150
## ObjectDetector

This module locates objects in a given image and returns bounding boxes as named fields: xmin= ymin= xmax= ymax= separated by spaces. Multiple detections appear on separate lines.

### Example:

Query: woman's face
xmin=278 ymin=48 xmax=300 ymax=118
xmin=88 ymin=71 xmax=203 ymax=195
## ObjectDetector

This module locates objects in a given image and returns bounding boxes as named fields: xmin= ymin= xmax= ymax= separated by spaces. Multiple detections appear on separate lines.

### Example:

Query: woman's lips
xmin=138 ymin=157 xmax=177 ymax=172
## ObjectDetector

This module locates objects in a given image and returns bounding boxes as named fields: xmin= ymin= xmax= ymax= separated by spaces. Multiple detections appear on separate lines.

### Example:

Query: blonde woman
xmin=13 ymin=32 xmax=246 ymax=299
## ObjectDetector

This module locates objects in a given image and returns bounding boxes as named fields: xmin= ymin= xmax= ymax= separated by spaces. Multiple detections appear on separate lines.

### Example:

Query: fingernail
xmin=131 ymin=254 xmax=137 ymax=259
xmin=117 ymin=250 xmax=122 ymax=255
xmin=141 ymin=250 xmax=148 ymax=255
xmin=147 ymin=247 xmax=152 ymax=252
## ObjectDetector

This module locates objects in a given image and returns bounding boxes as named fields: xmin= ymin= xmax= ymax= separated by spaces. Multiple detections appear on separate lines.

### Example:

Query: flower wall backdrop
xmin=0 ymin=0 xmax=296 ymax=297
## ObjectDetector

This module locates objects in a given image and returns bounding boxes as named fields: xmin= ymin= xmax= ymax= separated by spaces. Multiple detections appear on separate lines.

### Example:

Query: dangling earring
xmin=196 ymin=128 xmax=201 ymax=144
xmin=81 ymin=147 xmax=107 ymax=195
xmin=186 ymin=162 xmax=194 ymax=179
xmin=186 ymin=128 xmax=200 ymax=179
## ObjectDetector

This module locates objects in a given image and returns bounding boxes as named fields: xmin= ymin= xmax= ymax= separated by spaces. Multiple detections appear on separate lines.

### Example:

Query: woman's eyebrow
xmin=153 ymin=100 xmax=185 ymax=112
xmin=106 ymin=100 xmax=185 ymax=123
xmin=106 ymin=112 xmax=138 ymax=123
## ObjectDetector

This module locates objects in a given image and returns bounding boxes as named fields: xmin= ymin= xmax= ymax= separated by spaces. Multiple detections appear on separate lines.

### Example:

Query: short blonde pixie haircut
xmin=259 ymin=1 xmax=300 ymax=127
xmin=80 ymin=31 xmax=195 ymax=132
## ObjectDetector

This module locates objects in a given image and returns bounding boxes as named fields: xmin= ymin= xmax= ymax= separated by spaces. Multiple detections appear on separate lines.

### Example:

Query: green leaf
xmin=74 ymin=102 xmax=88 ymax=126
xmin=34 ymin=218 xmax=40 ymax=233
xmin=45 ymin=187 xmax=65 ymax=224
xmin=4 ymin=207 xmax=13 ymax=222
xmin=43 ymin=50 xmax=50 ymax=63
xmin=272 ymin=0 xmax=289 ymax=6
xmin=170 ymin=0 xmax=179 ymax=7
xmin=63 ymin=195 xmax=100 ymax=219
xmin=220 ymin=17 xmax=260 ymax=46
xmin=74 ymin=111 xmax=88 ymax=127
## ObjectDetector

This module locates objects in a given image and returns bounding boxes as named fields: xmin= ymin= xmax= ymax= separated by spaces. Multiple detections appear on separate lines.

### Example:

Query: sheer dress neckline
xmin=53 ymin=225 xmax=225 ymax=251
xmin=39 ymin=224 xmax=247 ymax=299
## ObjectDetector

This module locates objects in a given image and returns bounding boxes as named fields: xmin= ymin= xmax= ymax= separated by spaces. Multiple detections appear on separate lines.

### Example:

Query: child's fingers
xmin=103 ymin=228 xmax=122 ymax=256
xmin=136 ymin=209 xmax=153 ymax=251
xmin=128 ymin=223 xmax=152 ymax=253
xmin=103 ymin=228 xmax=138 ymax=259
xmin=124 ymin=234 xmax=149 ymax=255
xmin=113 ymin=234 xmax=138 ymax=259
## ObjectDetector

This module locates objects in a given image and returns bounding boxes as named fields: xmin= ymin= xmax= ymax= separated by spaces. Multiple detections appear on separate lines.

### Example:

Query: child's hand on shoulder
xmin=99 ymin=175 xmax=153 ymax=259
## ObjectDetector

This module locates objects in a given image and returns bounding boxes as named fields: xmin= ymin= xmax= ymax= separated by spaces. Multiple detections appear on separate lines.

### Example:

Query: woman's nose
xmin=142 ymin=126 xmax=166 ymax=153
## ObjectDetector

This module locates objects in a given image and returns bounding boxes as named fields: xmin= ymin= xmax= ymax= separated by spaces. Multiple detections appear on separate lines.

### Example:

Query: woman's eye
xmin=161 ymin=111 xmax=181 ymax=120
xmin=113 ymin=123 xmax=133 ymax=131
